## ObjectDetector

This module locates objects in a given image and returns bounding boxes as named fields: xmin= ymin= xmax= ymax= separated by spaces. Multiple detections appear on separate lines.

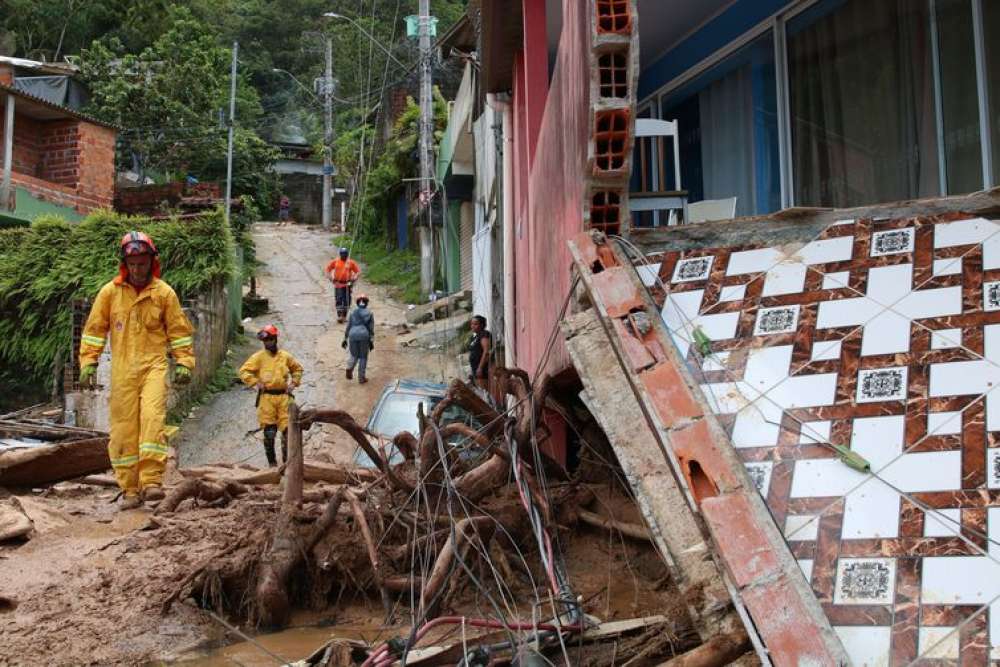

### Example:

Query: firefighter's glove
xmin=174 ymin=365 xmax=193 ymax=386
xmin=79 ymin=364 xmax=98 ymax=389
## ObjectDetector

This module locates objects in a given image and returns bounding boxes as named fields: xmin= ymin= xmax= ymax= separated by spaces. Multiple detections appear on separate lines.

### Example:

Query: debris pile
xmin=155 ymin=372 xmax=736 ymax=665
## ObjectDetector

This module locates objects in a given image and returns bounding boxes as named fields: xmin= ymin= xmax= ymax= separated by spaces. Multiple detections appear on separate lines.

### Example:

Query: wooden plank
xmin=0 ymin=436 xmax=109 ymax=487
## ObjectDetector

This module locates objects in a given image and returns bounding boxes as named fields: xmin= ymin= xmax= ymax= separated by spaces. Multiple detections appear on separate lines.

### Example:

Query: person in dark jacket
xmin=342 ymin=293 xmax=374 ymax=384
xmin=469 ymin=315 xmax=492 ymax=390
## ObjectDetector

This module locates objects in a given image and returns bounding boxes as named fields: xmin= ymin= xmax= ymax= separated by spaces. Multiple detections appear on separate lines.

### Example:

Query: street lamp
xmin=322 ymin=12 xmax=409 ymax=70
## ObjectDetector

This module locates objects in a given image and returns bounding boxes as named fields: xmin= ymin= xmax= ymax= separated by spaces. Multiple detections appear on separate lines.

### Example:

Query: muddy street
xmin=177 ymin=222 xmax=460 ymax=468
xmin=0 ymin=224 xmax=685 ymax=667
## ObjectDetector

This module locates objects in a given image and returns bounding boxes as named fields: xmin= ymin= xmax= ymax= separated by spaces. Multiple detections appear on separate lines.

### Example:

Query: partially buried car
xmin=353 ymin=378 xmax=483 ymax=467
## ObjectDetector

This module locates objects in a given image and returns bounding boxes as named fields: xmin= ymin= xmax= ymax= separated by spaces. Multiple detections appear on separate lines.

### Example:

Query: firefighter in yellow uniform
xmin=79 ymin=231 xmax=195 ymax=510
xmin=239 ymin=325 xmax=303 ymax=466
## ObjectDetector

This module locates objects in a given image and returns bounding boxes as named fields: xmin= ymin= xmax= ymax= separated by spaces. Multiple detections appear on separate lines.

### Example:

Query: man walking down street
xmin=79 ymin=231 xmax=195 ymax=510
xmin=342 ymin=293 xmax=374 ymax=384
xmin=239 ymin=325 xmax=302 ymax=466
xmin=325 ymin=247 xmax=360 ymax=322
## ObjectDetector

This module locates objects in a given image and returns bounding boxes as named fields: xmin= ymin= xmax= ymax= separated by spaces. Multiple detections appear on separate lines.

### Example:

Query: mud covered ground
xmin=0 ymin=478 xmax=684 ymax=666
xmin=0 ymin=224 xmax=690 ymax=666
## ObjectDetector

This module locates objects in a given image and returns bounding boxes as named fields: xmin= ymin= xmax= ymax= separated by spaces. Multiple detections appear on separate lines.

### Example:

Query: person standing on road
xmin=239 ymin=325 xmax=303 ymax=466
xmin=79 ymin=231 xmax=195 ymax=510
xmin=469 ymin=315 xmax=492 ymax=391
xmin=278 ymin=194 xmax=291 ymax=222
xmin=326 ymin=247 xmax=361 ymax=323
xmin=342 ymin=293 xmax=374 ymax=384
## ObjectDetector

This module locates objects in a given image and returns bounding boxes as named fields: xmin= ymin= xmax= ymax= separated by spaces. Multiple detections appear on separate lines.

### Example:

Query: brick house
xmin=0 ymin=62 xmax=116 ymax=223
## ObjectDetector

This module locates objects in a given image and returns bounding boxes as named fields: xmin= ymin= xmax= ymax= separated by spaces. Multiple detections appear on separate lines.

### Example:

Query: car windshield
xmin=356 ymin=387 xmax=485 ymax=468
xmin=370 ymin=392 xmax=438 ymax=438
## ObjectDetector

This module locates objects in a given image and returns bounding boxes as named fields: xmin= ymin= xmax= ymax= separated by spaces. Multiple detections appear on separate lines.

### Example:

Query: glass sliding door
xmin=984 ymin=0 xmax=1000 ymax=176
xmin=659 ymin=33 xmax=780 ymax=217
xmin=936 ymin=0 xmax=981 ymax=194
xmin=787 ymin=0 xmax=941 ymax=208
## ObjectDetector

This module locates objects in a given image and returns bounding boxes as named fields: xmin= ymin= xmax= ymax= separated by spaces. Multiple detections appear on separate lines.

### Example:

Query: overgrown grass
xmin=334 ymin=235 xmax=424 ymax=305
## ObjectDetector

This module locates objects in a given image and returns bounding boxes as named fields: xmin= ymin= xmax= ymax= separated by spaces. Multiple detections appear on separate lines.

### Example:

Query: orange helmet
xmin=120 ymin=231 xmax=158 ymax=258
xmin=257 ymin=324 xmax=279 ymax=340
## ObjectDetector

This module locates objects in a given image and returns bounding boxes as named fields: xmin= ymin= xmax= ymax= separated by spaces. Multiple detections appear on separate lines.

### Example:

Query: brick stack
xmin=585 ymin=0 xmax=639 ymax=237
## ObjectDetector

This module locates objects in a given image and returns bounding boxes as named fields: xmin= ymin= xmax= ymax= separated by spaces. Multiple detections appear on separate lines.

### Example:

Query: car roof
xmin=388 ymin=378 xmax=449 ymax=397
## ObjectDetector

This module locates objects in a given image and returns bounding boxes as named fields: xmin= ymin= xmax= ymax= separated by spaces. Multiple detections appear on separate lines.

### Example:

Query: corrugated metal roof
xmin=0 ymin=83 xmax=117 ymax=130
xmin=0 ymin=55 xmax=78 ymax=76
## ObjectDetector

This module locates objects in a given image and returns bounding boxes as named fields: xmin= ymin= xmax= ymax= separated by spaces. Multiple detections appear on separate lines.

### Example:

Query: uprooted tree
xmin=156 ymin=372 xmax=749 ymax=665
xmin=158 ymin=371 xmax=575 ymax=626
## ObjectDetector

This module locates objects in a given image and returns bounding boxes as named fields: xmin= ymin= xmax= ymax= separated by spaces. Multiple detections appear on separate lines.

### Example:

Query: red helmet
xmin=257 ymin=324 xmax=279 ymax=340
xmin=120 ymin=231 xmax=158 ymax=258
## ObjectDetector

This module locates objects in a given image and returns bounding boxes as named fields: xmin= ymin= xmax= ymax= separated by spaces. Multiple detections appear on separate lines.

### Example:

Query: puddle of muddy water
xmin=169 ymin=619 xmax=388 ymax=667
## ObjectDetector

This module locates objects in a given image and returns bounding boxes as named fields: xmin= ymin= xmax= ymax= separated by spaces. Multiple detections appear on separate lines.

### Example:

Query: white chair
xmin=633 ymin=118 xmax=684 ymax=226
xmin=686 ymin=197 xmax=737 ymax=223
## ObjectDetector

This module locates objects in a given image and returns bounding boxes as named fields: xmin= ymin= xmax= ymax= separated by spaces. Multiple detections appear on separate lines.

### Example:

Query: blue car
xmin=354 ymin=379 xmax=482 ymax=467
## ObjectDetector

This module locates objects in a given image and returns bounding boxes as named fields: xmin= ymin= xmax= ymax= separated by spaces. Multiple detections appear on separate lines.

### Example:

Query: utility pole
xmin=322 ymin=36 xmax=334 ymax=231
xmin=224 ymin=42 xmax=238 ymax=226
xmin=418 ymin=0 xmax=434 ymax=295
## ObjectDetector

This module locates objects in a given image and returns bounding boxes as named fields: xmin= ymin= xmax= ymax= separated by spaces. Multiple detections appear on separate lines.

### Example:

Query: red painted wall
xmin=513 ymin=0 xmax=591 ymax=377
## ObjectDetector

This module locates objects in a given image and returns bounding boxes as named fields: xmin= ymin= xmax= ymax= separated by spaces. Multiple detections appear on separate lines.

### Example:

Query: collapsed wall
xmin=565 ymin=191 xmax=1000 ymax=665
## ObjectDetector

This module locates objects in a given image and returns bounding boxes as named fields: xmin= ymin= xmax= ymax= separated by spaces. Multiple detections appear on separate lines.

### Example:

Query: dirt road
xmin=177 ymin=222 xmax=460 ymax=468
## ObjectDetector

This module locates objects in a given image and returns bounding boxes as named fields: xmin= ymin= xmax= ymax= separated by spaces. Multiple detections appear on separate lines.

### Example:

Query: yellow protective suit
xmin=80 ymin=276 xmax=195 ymax=495
xmin=239 ymin=349 xmax=303 ymax=431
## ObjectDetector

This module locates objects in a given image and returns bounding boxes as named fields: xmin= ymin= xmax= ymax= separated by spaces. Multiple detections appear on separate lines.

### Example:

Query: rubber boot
xmin=280 ymin=430 xmax=288 ymax=464
xmin=263 ymin=425 xmax=278 ymax=467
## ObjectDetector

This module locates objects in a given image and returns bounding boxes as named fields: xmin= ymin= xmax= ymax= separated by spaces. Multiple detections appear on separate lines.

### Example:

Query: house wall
xmin=74 ymin=122 xmax=115 ymax=208
xmin=279 ymin=172 xmax=324 ymax=225
xmin=38 ymin=120 xmax=81 ymax=186
xmin=459 ymin=201 xmax=474 ymax=291
xmin=0 ymin=99 xmax=115 ymax=215
xmin=512 ymin=0 xmax=577 ymax=375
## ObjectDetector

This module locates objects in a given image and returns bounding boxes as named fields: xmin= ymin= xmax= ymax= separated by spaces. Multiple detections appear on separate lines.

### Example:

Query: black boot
xmin=280 ymin=430 xmax=288 ymax=464
xmin=263 ymin=425 xmax=278 ymax=466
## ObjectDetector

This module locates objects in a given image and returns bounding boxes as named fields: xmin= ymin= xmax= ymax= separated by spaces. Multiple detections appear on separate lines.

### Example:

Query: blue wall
xmin=639 ymin=0 xmax=789 ymax=100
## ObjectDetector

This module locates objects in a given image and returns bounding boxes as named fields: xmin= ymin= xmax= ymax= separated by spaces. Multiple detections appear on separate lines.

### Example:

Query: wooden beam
xmin=1 ymin=93 xmax=13 ymax=211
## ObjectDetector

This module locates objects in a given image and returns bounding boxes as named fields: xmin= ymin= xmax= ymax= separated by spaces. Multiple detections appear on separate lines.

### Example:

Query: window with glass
xmin=658 ymin=33 xmax=781 ymax=218
xmin=985 ymin=0 xmax=1000 ymax=176
xmin=936 ymin=0 xmax=981 ymax=194
xmin=787 ymin=0 xmax=941 ymax=207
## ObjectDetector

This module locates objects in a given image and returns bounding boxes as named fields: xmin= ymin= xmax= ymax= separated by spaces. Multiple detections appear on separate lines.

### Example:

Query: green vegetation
xmin=335 ymin=235 xmax=422 ymax=305
xmin=0 ymin=209 xmax=237 ymax=396
xmin=78 ymin=7 xmax=281 ymax=204
xmin=333 ymin=92 xmax=449 ymax=243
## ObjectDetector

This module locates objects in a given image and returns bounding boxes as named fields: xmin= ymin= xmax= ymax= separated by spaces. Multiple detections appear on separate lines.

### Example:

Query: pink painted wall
xmin=513 ymin=0 xmax=591 ymax=376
